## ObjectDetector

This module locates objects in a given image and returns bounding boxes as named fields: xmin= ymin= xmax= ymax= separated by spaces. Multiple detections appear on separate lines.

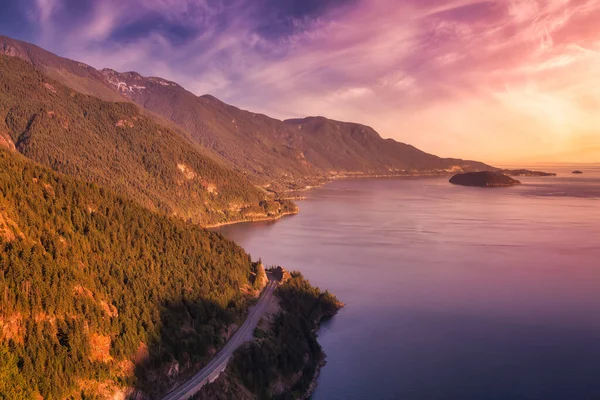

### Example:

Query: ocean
xmin=217 ymin=165 xmax=600 ymax=400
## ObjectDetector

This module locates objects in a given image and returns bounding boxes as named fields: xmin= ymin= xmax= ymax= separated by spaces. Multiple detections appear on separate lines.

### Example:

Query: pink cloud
xmin=29 ymin=0 xmax=600 ymax=163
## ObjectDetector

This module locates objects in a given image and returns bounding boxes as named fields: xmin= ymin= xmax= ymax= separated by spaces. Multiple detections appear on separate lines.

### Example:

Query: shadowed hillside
xmin=284 ymin=116 xmax=490 ymax=173
xmin=0 ymin=55 xmax=295 ymax=226
xmin=0 ymin=149 xmax=267 ymax=398
xmin=194 ymin=272 xmax=342 ymax=400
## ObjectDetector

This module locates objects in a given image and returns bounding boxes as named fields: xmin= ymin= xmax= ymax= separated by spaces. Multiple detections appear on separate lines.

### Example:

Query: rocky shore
xmin=205 ymin=210 xmax=299 ymax=229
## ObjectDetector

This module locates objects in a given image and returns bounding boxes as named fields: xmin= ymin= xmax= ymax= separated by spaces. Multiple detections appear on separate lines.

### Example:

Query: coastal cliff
xmin=193 ymin=271 xmax=343 ymax=400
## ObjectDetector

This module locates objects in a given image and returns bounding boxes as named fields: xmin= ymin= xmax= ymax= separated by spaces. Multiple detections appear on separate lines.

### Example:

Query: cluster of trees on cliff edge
xmin=194 ymin=272 xmax=342 ymax=400
xmin=0 ymin=149 xmax=267 ymax=399
xmin=0 ymin=54 xmax=296 ymax=226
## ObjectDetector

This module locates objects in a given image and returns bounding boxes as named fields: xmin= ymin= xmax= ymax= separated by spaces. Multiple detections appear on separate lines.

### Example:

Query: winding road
xmin=162 ymin=278 xmax=278 ymax=400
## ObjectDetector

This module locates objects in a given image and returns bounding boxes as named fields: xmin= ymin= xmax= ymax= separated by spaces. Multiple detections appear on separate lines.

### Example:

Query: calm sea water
xmin=217 ymin=166 xmax=600 ymax=400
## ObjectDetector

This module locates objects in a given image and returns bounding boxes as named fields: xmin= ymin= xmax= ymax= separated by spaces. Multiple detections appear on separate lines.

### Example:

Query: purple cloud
xmin=6 ymin=0 xmax=600 ymax=162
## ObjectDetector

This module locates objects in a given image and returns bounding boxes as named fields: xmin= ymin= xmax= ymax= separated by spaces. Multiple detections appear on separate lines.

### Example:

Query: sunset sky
xmin=2 ymin=0 xmax=599 ymax=163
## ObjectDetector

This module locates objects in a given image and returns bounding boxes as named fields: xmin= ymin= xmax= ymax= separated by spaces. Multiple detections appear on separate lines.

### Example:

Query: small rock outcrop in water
xmin=572 ymin=170 xmax=584 ymax=174
xmin=450 ymin=171 xmax=521 ymax=187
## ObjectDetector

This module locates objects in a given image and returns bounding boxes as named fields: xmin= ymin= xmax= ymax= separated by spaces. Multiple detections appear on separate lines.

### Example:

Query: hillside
xmin=1 ymin=36 xmax=494 ymax=189
xmin=101 ymin=69 xmax=322 ymax=189
xmin=284 ymin=117 xmax=491 ymax=174
xmin=195 ymin=272 xmax=343 ymax=400
xmin=101 ymin=70 xmax=492 ymax=187
xmin=0 ymin=55 xmax=295 ymax=226
xmin=0 ymin=149 xmax=265 ymax=398
xmin=0 ymin=35 xmax=124 ymax=102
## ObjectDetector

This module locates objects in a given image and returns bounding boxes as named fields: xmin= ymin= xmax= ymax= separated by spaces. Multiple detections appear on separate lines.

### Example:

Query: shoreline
xmin=206 ymin=167 xmax=557 ymax=231
xmin=300 ymin=356 xmax=326 ymax=400
xmin=190 ymin=272 xmax=342 ymax=400
xmin=298 ymin=302 xmax=345 ymax=399
xmin=205 ymin=210 xmax=299 ymax=229
xmin=207 ymin=173 xmax=475 ymax=230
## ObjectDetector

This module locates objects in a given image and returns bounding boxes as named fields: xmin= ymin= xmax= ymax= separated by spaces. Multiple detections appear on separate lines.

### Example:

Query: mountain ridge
xmin=0 ymin=35 xmax=494 ymax=192
xmin=100 ymin=68 xmax=493 ymax=179
xmin=99 ymin=68 xmax=494 ymax=189
xmin=0 ymin=54 xmax=295 ymax=226
xmin=0 ymin=35 xmax=125 ymax=103
xmin=101 ymin=67 xmax=323 ymax=189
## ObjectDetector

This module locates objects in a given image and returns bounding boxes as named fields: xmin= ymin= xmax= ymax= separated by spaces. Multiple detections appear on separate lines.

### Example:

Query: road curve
xmin=162 ymin=279 xmax=278 ymax=400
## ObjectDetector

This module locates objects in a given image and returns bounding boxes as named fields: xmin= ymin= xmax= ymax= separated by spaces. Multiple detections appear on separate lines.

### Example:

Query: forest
xmin=0 ymin=54 xmax=296 ymax=227
xmin=195 ymin=272 xmax=342 ymax=400
xmin=0 ymin=49 xmax=335 ymax=400
xmin=0 ymin=149 xmax=264 ymax=398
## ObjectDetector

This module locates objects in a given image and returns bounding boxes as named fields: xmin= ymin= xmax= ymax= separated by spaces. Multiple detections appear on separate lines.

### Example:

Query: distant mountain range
xmin=101 ymin=69 xmax=492 ymax=186
xmin=1 ymin=35 xmax=493 ymax=195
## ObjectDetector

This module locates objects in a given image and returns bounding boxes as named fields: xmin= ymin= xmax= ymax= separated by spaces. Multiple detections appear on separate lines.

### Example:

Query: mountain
xmin=0 ymin=149 xmax=264 ymax=398
xmin=101 ymin=70 xmax=492 ymax=187
xmin=101 ymin=69 xmax=322 ymax=189
xmin=283 ymin=116 xmax=490 ymax=173
xmin=0 ymin=54 xmax=295 ymax=226
xmin=1 ymin=35 xmax=494 ymax=190
xmin=0 ymin=35 xmax=123 ymax=102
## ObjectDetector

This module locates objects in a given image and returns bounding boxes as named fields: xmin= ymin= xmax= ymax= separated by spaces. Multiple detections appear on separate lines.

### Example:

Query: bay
xmin=217 ymin=166 xmax=600 ymax=400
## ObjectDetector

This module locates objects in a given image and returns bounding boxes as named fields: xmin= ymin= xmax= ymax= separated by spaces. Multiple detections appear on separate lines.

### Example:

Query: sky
xmin=1 ymin=0 xmax=600 ymax=164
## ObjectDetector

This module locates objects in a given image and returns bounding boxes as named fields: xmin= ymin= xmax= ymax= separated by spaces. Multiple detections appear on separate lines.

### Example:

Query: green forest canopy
xmin=0 ymin=55 xmax=295 ymax=226
xmin=0 ymin=149 xmax=264 ymax=399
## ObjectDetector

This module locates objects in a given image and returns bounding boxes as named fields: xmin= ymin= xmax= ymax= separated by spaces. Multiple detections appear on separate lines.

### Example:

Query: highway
xmin=162 ymin=278 xmax=278 ymax=400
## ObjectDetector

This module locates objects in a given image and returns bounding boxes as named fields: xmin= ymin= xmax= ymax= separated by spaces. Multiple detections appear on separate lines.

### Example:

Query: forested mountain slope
xmin=0 ymin=35 xmax=123 ymax=102
xmin=284 ymin=117 xmax=491 ymax=173
xmin=0 ymin=55 xmax=295 ymax=226
xmin=102 ymin=69 xmax=492 ymax=186
xmin=101 ymin=69 xmax=322 ymax=189
xmin=196 ymin=272 xmax=342 ymax=400
xmin=0 ymin=36 xmax=493 ymax=191
xmin=0 ymin=149 xmax=265 ymax=398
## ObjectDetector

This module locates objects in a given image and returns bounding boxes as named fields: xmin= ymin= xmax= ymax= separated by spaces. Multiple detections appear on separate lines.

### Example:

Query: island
xmin=572 ymin=170 xmax=584 ymax=174
xmin=450 ymin=171 xmax=522 ymax=187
